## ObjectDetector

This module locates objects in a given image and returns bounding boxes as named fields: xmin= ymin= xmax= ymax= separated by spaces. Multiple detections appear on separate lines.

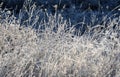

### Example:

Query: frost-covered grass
xmin=0 ymin=2 xmax=120 ymax=77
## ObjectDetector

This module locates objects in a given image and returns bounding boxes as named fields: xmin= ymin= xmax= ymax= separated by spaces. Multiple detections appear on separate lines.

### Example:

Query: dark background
xmin=0 ymin=0 xmax=120 ymax=13
xmin=0 ymin=0 xmax=120 ymax=35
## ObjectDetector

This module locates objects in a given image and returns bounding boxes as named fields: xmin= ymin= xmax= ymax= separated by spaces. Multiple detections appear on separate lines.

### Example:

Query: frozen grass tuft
xmin=0 ymin=2 xmax=120 ymax=77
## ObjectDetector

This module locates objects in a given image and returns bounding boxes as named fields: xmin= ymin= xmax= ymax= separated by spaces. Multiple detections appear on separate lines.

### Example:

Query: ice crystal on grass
xmin=0 ymin=1 xmax=120 ymax=77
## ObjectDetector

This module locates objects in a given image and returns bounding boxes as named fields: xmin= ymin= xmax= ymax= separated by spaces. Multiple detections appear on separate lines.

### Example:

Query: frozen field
xmin=0 ymin=0 xmax=120 ymax=77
